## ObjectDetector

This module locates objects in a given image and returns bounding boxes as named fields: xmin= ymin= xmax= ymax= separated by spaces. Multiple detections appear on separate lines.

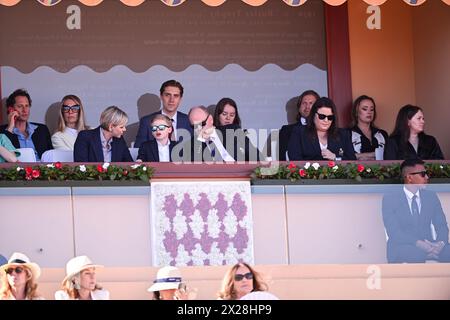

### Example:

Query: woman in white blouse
xmin=51 ymin=94 xmax=88 ymax=151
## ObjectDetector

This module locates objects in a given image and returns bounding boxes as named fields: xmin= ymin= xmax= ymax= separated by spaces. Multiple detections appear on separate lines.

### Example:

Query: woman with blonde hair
xmin=55 ymin=255 xmax=109 ymax=300
xmin=74 ymin=106 xmax=133 ymax=162
xmin=217 ymin=262 xmax=268 ymax=300
xmin=0 ymin=252 xmax=43 ymax=300
xmin=52 ymin=94 xmax=89 ymax=151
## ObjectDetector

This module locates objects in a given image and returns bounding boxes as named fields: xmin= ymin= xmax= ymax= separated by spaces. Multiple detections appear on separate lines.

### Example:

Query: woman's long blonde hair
xmin=57 ymin=94 xmax=88 ymax=133
xmin=61 ymin=271 xmax=103 ymax=299
xmin=217 ymin=263 xmax=268 ymax=300
xmin=0 ymin=266 xmax=41 ymax=300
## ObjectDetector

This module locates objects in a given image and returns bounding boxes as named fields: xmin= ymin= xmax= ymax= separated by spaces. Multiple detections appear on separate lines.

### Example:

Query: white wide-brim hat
xmin=0 ymin=252 xmax=41 ymax=280
xmin=62 ymin=255 xmax=103 ymax=285
xmin=147 ymin=266 xmax=183 ymax=292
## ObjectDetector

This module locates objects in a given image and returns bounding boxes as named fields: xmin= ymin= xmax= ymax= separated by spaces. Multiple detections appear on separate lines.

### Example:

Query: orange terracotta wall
xmin=348 ymin=1 xmax=416 ymax=135
xmin=348 ymin=1 xmax=450 ymax=158
xmin=412 ymin=1 xmax=450 ymax=159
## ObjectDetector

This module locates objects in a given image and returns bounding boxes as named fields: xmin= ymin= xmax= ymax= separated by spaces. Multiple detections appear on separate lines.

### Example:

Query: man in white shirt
xmin=382 ymin=159 xmax=450 ymax=263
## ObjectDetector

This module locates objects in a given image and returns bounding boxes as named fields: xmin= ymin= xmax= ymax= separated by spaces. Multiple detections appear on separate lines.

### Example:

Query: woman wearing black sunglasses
xmin=51 ymin=94 xmax=89 ymax=151
xmin=217 ymin=263 xmax=268 ymax=300
xmin=0 ymin=252 xmax=43 ymax=300
xmin=137 ymin=114 xmax=178 ymax=162
xmin=288 ymin=97 xmax=356 ymax=161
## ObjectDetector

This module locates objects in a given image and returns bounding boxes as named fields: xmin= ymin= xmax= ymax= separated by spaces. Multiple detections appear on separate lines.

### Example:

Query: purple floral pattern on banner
xmin=151 ymin=182 xmax=254 ymax=266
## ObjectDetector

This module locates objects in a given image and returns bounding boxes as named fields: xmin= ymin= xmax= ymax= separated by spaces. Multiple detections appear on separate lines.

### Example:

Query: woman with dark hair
xmin=278 ymin=90 xmax=320 ymax=161
xmin=384 ymin=105 xmax=444 ymax=160
xmin=288 ymin=97 xmax=356 ymax=161
xmin=213 ymin=97 xmax=242 ymax=128
xmin=217 ymin=263 xmax=268 ymax=300
xmin=349 ymin=95 xmax=388 ymax=160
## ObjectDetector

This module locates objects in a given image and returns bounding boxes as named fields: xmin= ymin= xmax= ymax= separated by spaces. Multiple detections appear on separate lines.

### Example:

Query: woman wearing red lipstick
xmin=384 ymin=105 xmax=444 ymax=160
xmin=137 ymin=114 xmax=176 ymax=162
xmin=349 ymin=95 xmax=388 ymax=160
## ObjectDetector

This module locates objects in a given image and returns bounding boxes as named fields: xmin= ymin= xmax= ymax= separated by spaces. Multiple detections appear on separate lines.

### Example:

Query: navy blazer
xmin=382 ymin=188 xmax=450 ymax=262
xmin=74 ymin=126 xmax=133 ymax=162
xmin=287 ymin=126 xmax=356 ymax=161
xmin=134 ymin=110 xmax=193 ymax=148
xmin=137 ymin=139 xmax=177 ymax=162
xmin=278 ymin=122 xmax=304 ymax=161
xmin=0 ymin=122 xmax=53 ymax=159
xmin=384 ymin=133 xmax=444 ymax=160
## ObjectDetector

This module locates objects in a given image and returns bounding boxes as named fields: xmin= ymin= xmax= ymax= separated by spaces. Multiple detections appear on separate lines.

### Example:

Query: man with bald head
xmin=175 ymin=106 xmax=261 ymax=163
xmin=382 ymin=159 xmax=450 ymax=263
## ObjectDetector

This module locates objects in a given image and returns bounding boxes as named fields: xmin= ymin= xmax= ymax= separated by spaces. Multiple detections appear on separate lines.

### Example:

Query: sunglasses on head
xmin=62 ymin=105 xmax=80 ymax=113
xmin=5 ymin=267 xmax=24 ymax=275
xmin=151 ymin=124 xmax=170 ymax=132
xmin=234 ymin=272 xmax=253 ymax=281
xmin=409 ymin=170 xmax=427 ymax=178
xmin=317 ymin=113 xmax=335 ymax=121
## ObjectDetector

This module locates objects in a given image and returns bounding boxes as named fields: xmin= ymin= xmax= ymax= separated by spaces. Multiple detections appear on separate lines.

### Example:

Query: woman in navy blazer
xmin=287 ymin=97 xmax=356 ymax=161
xmin=74 ymin=106 xmax=133 ymax=162
xmin=137 ymin=114 xmax=176 ymax=162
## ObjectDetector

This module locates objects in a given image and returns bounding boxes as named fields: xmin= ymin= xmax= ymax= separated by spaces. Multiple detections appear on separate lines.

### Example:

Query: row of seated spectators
xmin=0 ymin=253 xmax=275 ymax=301
xmin=0 ymin=81 xmax=445 ymax=163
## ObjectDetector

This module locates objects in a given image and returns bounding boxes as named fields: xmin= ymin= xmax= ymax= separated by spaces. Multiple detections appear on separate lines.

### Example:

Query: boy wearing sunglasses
xmin=382 ymin=159 xmax=450 ymax=263
xmin=137 ymin=114 xmax=176 ymax=162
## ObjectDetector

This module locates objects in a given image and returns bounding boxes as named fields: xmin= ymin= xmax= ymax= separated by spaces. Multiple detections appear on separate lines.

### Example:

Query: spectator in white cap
xmin=0 ymin=252 xmax=43 ymax=300
xmin=147 ymin=266 xmax=189 ymax=300
xmin=55 ymin=255 xmax=109 ymax=300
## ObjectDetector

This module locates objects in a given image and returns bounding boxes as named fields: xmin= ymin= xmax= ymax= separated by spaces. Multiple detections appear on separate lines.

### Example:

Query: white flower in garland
xmin=223 ymin=209 xmax=238 ymax=238
xmin=131 ymin=164 xmax=141 ymax=169
xmin=332 ymin=165 xmax=338 ymax=171
xmin=79 ymin=165 xmax=86 ymax=172
xmin=208 ymin=243 xmax=225 ymax=266
xmin=207 ymin=208 xmax=221 ymax=238
xmin=189 ymin=210 xmax=205 ymax=239
xmin=312 ymin=163 xmax=320 ymax=170
xmin=173 ymin=211 xmax=188 ymax=240
xmin=46 ymin=163 xmax=55 ymax=168
xmin=102 ymin=162 xmax=110 ymax=170
xmin=16 ymin=167 xmax=23 ymax=172
xmin=366 ymin=168 xmax=372 ymax=173
xmin=175 ymin=245 xmax=191 ymax=266
xmin=304 ymin=162 xmax=311 ymax=169
xmin=191 ymin=244 xmax=208 ymax=266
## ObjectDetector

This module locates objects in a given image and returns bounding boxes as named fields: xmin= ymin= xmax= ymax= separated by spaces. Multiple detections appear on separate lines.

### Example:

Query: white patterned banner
xmin=151 ymin=181 xmax=254 ymax=267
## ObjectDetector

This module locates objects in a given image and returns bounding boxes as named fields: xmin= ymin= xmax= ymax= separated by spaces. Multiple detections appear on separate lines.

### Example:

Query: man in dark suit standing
xmin=0 ymin=89 xmax=53 ymax=160
xmin=134 ymin=80 xmax=193 ymax=148
xmin=382 ymin=159 xmax=450 ymax=263
xmin=278 ymin=90 xmax=319 ymax=161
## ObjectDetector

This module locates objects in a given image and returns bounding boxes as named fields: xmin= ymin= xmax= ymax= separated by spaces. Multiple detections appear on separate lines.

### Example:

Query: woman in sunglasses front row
xmin=217 ymin=262 xmax=278 ymax=300
xmin=137 ymin=114 xmax=178 ymax=162
xmin=287 ymin=97 xmax=356 ymax=161
xmin=0 ymin=252 xmax=44 ymax=300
